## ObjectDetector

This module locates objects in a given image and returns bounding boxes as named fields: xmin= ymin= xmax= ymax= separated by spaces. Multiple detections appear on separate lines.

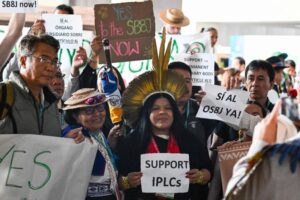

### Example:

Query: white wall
xmin=182 ymin=0 xmax=300 ymax=23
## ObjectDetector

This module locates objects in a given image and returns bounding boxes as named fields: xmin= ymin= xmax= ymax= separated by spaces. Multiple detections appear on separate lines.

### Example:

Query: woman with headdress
xmin=62 ymin=88 xmax=122 ymax=200
xmin=117 ymin=30 xmax=212 ymax=200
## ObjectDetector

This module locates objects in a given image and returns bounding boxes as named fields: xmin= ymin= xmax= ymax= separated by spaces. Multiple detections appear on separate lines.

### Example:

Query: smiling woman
xmin=117 ymin=30 xmax=211 ymax=200
xmin=62 ymin=88 xmax=121 ymax=200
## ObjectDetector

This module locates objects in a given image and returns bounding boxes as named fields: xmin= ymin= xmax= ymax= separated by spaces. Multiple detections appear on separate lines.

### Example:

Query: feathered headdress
xmin=122 ymin=28 xmax=188 ymax=126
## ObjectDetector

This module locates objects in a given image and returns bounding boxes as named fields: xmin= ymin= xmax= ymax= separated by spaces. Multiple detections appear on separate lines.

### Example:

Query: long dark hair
xmin=64 ymin=109 xmax=80 ymax=125
xmin=132 ymin=92 xmax=186 ymax=153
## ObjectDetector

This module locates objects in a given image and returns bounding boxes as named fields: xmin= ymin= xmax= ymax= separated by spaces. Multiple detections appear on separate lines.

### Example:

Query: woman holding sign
xmin=117 ymin=30 xmax=211 ymax=200
xmin=62 ymin=88 xmax=122 ymax=200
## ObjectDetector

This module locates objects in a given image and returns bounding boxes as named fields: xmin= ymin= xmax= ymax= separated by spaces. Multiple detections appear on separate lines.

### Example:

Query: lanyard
xmin=184 ymin=101 xmax=190 ymax=128
xmin=90 ymin=131 xmax=117 ymax=170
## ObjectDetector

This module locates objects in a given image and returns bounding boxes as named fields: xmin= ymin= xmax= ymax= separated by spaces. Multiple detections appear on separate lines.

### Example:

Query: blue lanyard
xmin=90 ymin=131 xmax=117 ymax=171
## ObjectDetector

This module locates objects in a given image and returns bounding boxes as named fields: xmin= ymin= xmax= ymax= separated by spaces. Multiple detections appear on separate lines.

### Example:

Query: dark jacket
xmin=117 ymin=130 xmax=212 ymax=200
xmin=0 ymin=71 xmax=61 ymax=135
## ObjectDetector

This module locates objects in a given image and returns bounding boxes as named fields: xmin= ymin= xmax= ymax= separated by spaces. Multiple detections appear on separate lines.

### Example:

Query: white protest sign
xmin=42 ymin=14 xmax=83 ymax=49
xmin=0 ymin=134 xmax=97 ymax=200
xmin=197 ymin=84 xmax=250 ymax=126
xmin=141 ymin=153 xmax=190 ymax=193
xmin=174 ymin=53 xmax=214 ymax=86
xmin=0 ymin=0 xmax=37 ymax=12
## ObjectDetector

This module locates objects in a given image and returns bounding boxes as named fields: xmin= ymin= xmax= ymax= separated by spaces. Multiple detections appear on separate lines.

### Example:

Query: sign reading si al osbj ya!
xmin=94 ymin=1 xmax=155 ymax=63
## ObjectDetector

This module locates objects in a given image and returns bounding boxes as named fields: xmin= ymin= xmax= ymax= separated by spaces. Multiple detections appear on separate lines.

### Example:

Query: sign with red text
xmin=43 ymin=14 xmax=83 ymax=49
xmin=94 ymin=1 xmax=155 ymax=63
xmin=174 ymin=53 xmax=214 ymax=86
xmin=0 ymin=134 xmax=97 ymax=200
xmin=197 ymin=84 xmax=249 ymax=126
xmin=0 ymin=0 xmax=37 ymax=12
xmin=141 ymin=153 xmax=190 ymax=193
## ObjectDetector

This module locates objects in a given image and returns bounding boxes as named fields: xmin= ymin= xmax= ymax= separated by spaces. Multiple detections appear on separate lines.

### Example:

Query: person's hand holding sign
xmin=65 ymin=127 xmax=85 ymax=144
xmin=128 ymin=172 xmax=143 ymax=187
xmin=186 ymin=169 xmax=211 ymax=184
xmin=29 ymin=19 xmax=46 ymax=36
xmin=89 ymin=36 xmax=102 ymax=69
xmin=119 ymin=172 xmax=143 ymax=190
xmin=194 ymin=89 xmax=206 ymax=105
xmin=71 ymin=47 xmax=87 ymax=77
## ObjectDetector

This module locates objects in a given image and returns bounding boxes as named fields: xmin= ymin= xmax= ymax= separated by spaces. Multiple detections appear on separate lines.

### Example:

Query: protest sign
xmin=0 ymin=134 xmax=97 ymax=200
xmin=141 ymin=153 xmax=190 ymax=193
xmin=113 ymin=33 xmax=212 ymax=85
xmin=94 ymin=1 xmax=155 ymax=63
xmin=0 ymin=0 xmax=37 ymax=12
xmin=196 ymin=84 xmax=249 ymax=126
xmin=174 ymin=53 xmax=214 ymax=86
xmin=43 ymin=14 xmax=83 ymax=49
xmin=0 ymin=24 xmax=210 ymax=85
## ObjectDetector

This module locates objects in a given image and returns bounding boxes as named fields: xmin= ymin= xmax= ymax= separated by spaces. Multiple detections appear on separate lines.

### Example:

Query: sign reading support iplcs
xmin=141 ymin=153 xmax=190 ymax=193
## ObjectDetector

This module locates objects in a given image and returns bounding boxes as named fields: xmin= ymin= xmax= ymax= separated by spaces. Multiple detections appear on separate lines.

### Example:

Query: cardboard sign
xmin=0 ymin=134 xmax=97 ymax=200
xmin=0 ymin=0 xmax=37 ymax=12
xmin=174 ymin=53 xmax=214 ymax=86
xmin=141 ymin=153 xmax=190 ymax=193
xmin=197 ymin=84 xmax=249 ymax=126
xmin=42 ymin=14 xmax=83 ymax=49
xmin=94 ymin=1 xmax=155 ymax=63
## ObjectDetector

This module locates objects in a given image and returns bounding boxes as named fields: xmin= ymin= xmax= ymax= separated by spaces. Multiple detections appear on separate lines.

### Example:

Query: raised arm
xmin=0 ymin=13 xmax=25 ymax=68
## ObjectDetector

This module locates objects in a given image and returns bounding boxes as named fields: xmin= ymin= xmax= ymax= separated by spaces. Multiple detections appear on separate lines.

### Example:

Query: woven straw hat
xmin=159 ymin=8 xmax=189 ymax=27
xmin=63 ymin=88 xmax=108 ymax=110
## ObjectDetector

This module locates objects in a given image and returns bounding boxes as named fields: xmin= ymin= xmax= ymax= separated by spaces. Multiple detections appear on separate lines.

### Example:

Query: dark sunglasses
xmin=84 ymin=95 xmax=105 ymax=105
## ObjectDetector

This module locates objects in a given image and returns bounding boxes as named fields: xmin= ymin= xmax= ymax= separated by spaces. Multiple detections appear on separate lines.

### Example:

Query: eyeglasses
xmin=28 ymin=55 xmax=62 ymax=68
xmin=84 ymin=95 xmax=105 ymax=105
xmin=80 ymin=104 xmax=105 ymax=115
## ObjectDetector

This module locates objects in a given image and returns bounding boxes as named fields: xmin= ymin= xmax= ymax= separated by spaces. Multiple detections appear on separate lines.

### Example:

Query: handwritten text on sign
xmin=196 ymin=84 xmax=250 ymax=126
xmin=43 ymin=14 xmax=83 ymax=49
xmin=174 ymin=53 xmax=214 ymax=86
xmin=94 ymin=1 xmax=155 ymax=63
xmin=141 ymin=153 xmax=190 ymax=193
xmin=0 ymin=134 xmax=97 ymax=200
xmin=0 ymin=0 xmax=37 ymax=12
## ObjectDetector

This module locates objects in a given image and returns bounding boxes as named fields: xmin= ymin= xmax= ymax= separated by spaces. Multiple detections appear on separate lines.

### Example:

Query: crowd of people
xmin=1 ymin=4 xmax=300 ymax=200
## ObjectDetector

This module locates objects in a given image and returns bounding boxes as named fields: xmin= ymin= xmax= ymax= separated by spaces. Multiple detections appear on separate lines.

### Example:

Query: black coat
xmin=117 ymin=130 xmax=212 ymax=200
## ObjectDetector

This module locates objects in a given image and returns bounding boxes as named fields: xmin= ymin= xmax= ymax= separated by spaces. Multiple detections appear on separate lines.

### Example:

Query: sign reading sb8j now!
xmin=94 ymin=1 xmax=155 ymax=63
xmin=0 ymin=0 xmax=38 ymax=13
xmin=141 ymin=153 xmax=190 ymax=193
xmin=0 ymin=134 xmax=97 ymax=200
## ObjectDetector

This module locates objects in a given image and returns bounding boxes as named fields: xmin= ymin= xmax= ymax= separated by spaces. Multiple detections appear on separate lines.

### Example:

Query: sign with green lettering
xmin=94 ymin=1 xmax=155 ymax=63
xmin=0 ymin=134 xmax=97 ymax=200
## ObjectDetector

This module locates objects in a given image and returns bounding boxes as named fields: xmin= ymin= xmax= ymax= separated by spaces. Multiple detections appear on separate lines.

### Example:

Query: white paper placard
xmin=141 ymin=153 xmax=190 ymax=193
xmin=197 ymin=84 xmax=250 ymax=126
xmin=42 ymin=13 xmax=83 ymax=49
xmin=174 ymin=53 xmax=215 ymax=86
xmin=0 ymin=134 xmax=97 ymax=200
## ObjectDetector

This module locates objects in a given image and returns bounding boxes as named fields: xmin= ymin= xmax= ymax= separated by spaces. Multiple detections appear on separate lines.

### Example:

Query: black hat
xmin=266 ymin=56 xmax=286 ymax=70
